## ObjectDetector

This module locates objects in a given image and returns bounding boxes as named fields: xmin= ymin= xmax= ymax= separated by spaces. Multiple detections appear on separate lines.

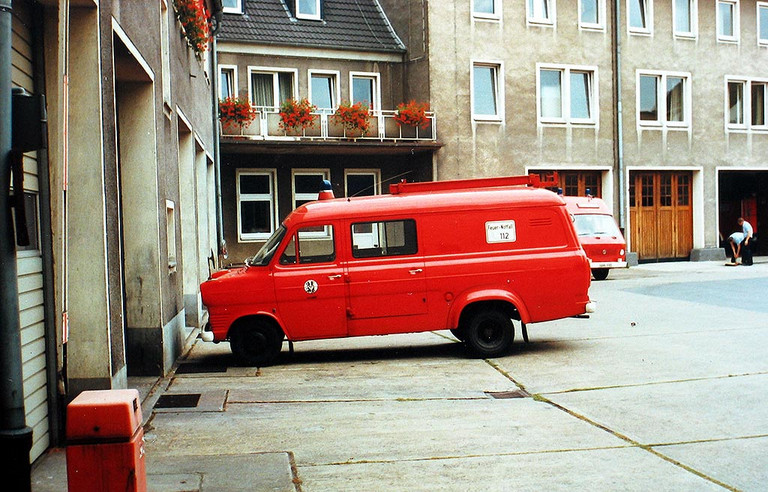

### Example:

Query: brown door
xmin=629 ymin=172 xmax=693 ymax=260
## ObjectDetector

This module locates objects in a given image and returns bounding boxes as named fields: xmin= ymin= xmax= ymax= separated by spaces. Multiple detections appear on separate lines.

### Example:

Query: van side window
xmin=280 ymin=225 xmax=336 ymax=264
xmin=351 ymin=219 xmax=418 ymax=258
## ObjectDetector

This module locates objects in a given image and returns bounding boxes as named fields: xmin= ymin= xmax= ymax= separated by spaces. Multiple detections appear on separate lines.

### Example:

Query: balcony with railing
xmin=220 ymin=107 xmax=437 ymax=143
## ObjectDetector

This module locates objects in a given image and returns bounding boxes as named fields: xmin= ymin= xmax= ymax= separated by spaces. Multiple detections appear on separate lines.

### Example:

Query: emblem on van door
xmin=304 ymin=280 xmax=318 ymax=294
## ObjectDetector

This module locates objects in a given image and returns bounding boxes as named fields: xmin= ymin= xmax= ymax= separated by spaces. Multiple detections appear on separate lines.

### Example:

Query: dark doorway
xmin=718 ymin=171 xmax=767 ymax=255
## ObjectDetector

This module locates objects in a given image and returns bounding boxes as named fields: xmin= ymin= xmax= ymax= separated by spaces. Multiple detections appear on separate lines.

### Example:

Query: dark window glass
xmin=641 ymin=175 xmax=654 ymax=207
xmin=280 ymin=225 xmax=335 ymax=264
xmin=295 ymin=174 xmax=324 ymax=194
xmin=16 ymin=192 xmax=39 ymax=251
xmin=677 ymin=175 xmax=690 ymax=206
xmin=240 ymin=174 xmax=270 ymax=195
xmin=241 ymin=201 xmax=271 ymax=234
xmin=639 ymin=75 xmax=659 ymax=121
xmin=660 ymin=174 xmax=672 ymax=207
xmin=351 ymin=219 xmax=418 ymax=258
xmin=346 ymin=174 xmax=376 ymax=197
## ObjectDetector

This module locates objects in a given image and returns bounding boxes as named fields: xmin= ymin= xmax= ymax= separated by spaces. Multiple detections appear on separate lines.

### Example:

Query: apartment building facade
xmin=380 ymin=0 xmax=767 ymax=261
xmin=216 ymin=0 xmax=439 ymax=262
xmin=9 ymin=0 xmax=221 ymax=461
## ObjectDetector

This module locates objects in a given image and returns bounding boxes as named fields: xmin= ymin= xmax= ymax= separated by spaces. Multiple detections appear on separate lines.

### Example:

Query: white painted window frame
xmin=472 ymin=0 xmax=502 ymax=21
xmin=536 ymin=63 xmax=599 ymax=127
xmin=247 ymin=67 xmax=299 ymax=109
xmin=296 ymin=0 xmax=322 ymax=20
xmin=470 ymin=60 xmax=505 ymax=123
xmin=166 ymin=200 xmax=177 ymax=271
xmin=349 ymin=71 xmax=381 ymax=111
xmin=636 ymin=69 xmax=692 ymax=130
xmin=237 ymin=169 xmax=278 ymax=242
xmin=344 ymin=169 xmax=382 ymax=197
xmin=222 ymin=0 xmax=243 ymax=14
xmin=757 ymin=2 xmax=768 ymax=46
xmin=724 ymin=76 xmax=768 ymax=133
xmin=578 ymin=0 xmax=606 ymax=32
xmin=308 ymin=69 xmax=341 ymax=112
xmin=716 ymin=0 xmax=740 ymax=44
xmin=672 ymin=0 xmax=698 ymax=39
xmin=292 ymin=169 xmax=331 ymax=238
xmin=527 ymin=0 xmax=556 ymax=27
xmin=627 ymin=0 xmax=653 ymax=36
xmin=218 ymin=64 xmax=238 ymax=99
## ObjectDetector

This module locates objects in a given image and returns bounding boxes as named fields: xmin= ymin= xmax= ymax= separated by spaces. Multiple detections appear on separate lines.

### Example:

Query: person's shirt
xmin=729 ymin=232 xmax=745 ymax=244
xmin=742 ymin=220 xmax=753 ymax=239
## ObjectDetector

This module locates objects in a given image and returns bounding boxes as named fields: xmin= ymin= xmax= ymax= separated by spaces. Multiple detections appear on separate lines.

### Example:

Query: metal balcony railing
xmin=221 ymin=108 xmax=437 ymax=142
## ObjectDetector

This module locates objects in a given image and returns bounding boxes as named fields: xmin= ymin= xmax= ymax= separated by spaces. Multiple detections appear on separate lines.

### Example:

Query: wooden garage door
xmin=629 ymin=172 xmax=693 ymax=261
xmin=13 ymin=1 xmax=50 ymax=462
xmin=531 ymin=170 xmax=602 ymax=197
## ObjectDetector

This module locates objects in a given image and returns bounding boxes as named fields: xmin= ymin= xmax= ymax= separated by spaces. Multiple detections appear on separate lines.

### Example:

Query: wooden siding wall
xmin=12 ymin=1 xmax=50 ymax=462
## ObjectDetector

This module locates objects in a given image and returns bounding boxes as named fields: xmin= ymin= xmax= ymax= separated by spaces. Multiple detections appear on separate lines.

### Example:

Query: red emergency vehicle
xmin=563 ymin=196 xmax=627 ymax=280
xmin=201 ymin=175 xmax=594 ymax=366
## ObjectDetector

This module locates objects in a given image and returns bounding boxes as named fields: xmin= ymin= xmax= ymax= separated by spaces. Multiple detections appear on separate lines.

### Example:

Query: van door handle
xmin=328 ymin=274 xmax=342 ymax=280
xmin=409 ymin=269 xmax=423 ymax=275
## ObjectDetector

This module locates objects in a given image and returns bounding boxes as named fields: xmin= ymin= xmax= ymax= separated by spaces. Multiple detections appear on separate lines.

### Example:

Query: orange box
xmin=66 ymin=389 xmax=146 ymax=492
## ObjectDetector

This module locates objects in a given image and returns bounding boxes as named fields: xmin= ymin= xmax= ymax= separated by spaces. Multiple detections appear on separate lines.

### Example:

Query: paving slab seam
xmin=541 ymin=371 xmax=768 ymax=395
xmin=287 ymin=451 xmax=304 ymax=492
xmin=484 ymin=359 xmax=739 ymax=491
xmin=296 ymin=444 xmax=636 ymax=468
xmin=647 ymin=433 xmax=768 ymax=448
xmin=227 ymin=397 xmax=489 ymax=404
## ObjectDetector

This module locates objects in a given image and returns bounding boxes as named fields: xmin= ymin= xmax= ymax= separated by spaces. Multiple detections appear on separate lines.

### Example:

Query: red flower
xmin=394 ymin=101 xmax=431 ymax=130
xmin=279 ymin=99 xmax=317 ymax=132
xmin=219 ymin=97 xmax=256 ymax=128
xmin=173 ymin=0 xmax=212 ymax=55
xmin=332 ymin=101 xmax=371 ymax=135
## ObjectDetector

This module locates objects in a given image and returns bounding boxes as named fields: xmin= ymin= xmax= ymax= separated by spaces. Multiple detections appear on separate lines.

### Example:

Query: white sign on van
xmin=485 ymin=220 xmax=517 ymax=243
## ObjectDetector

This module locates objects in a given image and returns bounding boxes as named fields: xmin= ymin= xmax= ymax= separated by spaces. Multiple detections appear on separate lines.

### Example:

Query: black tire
xmin=450 ymin=328 xmax=466 ymax=341
xmin=592 ymin=268 xmax=609 ymax=281
xmin=229 ymin=321 xmax=283 ymax=367
xmin=464 ymin=309 xmax=514 ymax=358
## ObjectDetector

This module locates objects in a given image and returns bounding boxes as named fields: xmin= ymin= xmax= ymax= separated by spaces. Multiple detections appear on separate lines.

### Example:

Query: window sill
xmin=239 ymin=236 xmax=271 ymax=243
xmin=726 ymin=127 xmax=768 ymax=134
xmin=579 ymin=24 xmax=606 ymax=32
xmin=638 ymin=123 xmax=690 ymax=131
xmin=539 ymin=121 xmax=598 ymax=128
xmin=527 ymin=19 xmax=555 ymax=28
xmin=717 ymin=36 xmax=739 ymax=44
xmin=628 ymin=29 xmax=653 ymax=37
xmin=472 ymin=116 xmax=504 ymax=124
xmin=473 ymin=14 xmax=501 ymax=22
xmin=673 ymin=32 xmax=697 ymax=40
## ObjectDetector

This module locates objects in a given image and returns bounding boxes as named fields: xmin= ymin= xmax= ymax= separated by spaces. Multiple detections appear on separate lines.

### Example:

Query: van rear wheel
xmin=450 ymin=328 xmax=466 ymax=341
xmin=464 ymin=309 xmax=514 ymax=358
xmin=229 ymin=321 xmax=283 ymax=367
xmin=591 ymin=268 xmax=610 ymax=280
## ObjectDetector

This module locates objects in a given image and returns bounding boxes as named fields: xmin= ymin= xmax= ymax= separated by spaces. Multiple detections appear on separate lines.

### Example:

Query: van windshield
xmin=573 ymin=214 xmax=622 ymax=237
xmin=247 ymin=225 xmax=286 ymax=266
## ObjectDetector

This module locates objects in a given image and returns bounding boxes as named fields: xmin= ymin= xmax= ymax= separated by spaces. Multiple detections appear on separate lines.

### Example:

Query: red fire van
xmin=201 ymin=175 xmax=594 ymax=366
xmin=563 ymin=196 xmax=627 ymax=280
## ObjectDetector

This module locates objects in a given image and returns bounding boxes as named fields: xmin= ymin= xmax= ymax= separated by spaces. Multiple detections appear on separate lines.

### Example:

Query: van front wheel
xmin=230 ymin=322 xmax=283 ymax=367
xmin=591 ymin=268 xmax=610 ymax=280
xmin=464 ymin=310 xmax=514 ymax=358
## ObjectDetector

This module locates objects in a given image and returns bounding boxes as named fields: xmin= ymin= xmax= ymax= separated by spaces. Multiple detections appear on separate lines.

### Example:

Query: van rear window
xmin=351 ymin=219 xmax=418 ymax=258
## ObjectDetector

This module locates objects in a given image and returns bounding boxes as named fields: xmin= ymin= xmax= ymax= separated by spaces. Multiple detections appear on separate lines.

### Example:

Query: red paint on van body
xmin=201 ymin=177 xmax=592 ymax=361
xmin=563 ymin=196 xmax=627 ymax=277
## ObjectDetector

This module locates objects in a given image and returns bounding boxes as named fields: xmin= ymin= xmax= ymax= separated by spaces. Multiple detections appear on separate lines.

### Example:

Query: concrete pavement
xmin=31 ymin=259 xmax=768 ymax=491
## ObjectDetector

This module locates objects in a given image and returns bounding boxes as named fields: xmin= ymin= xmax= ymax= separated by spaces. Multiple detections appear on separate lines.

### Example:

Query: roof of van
xmin=562 ymin=196 xmax=612 ymax=215
xmin=285 ymin=187 xmax=565 ymax=226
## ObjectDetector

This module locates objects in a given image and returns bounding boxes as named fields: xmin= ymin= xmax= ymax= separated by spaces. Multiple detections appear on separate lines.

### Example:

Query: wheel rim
xmin=476 ymin=318 xmax=504 ymax=348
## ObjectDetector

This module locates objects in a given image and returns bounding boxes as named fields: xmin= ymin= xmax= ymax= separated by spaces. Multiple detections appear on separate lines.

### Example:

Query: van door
xmin=273 ymin=224 xmax=347 ymax=340
xmin=345 ymin=219 xmax=428 ymax=336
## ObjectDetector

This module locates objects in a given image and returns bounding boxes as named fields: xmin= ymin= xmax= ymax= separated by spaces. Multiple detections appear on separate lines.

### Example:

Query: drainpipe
xmin=210 ymin=1 xmax=225 ymax=264
xmin=0 ymin=0 xmax=34 ymax=489
xmin=613 ymin=0 xmax=626 ymax=230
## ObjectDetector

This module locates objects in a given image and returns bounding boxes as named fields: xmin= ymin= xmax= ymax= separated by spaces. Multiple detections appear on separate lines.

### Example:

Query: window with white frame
xmin=219 ymin=65 xmax=237 ymax=99
xmin=579 ymin=0 xmax=605 ymax=30
xmin=350 ymin=72 xmax=380 ymax=110
xmin=345 ymin=169 xmax=381 ymax=197
xmin=473 ymin=0 xmax=501 ymax=19
xmin=292 ymin=170 xmax=330 ymax=236
xmin=296 ymin=0 xmax=321 ymax=20
xmin=249 ymin=69 xmax=296 ymax=109
xmin=673 ymin=0 xmax=697 ymax=38
xmin=161 ymin=1 xmax=171 ymax=105
xmin=222 ymin=0 xmax=242 ymax=14
xmin=628 ymin=0 xmax=652 ymax=34
xmin=538 ymin=65 xmax=598 ymax=125
xmin=717 ymin=0 xmax=739 ymax=42
xmin=310 ymin=71 xmax=339 ymax=113
xmin=527 ymin=0 xmax=555 ymax=26
xmin=726 ymin=78 xmax=768 ymax=131
xmin=637 ymin=71 xmax=690 ymax=128
xmin=758 ymin=2 xmax=768 ymax=46
xmin=166 ymin=200 xmax=177 ymax=270
xmin=238 ymin=170 xmax=277 ymax=241
xmin=472 ymin=62 xmax=503 ymax=121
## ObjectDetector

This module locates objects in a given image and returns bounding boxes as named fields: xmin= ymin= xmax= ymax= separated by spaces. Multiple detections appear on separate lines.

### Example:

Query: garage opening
xmin=718 ymin=171 xmax=766 ymax=256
